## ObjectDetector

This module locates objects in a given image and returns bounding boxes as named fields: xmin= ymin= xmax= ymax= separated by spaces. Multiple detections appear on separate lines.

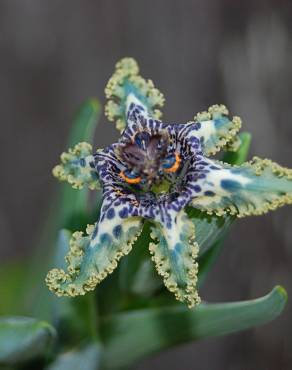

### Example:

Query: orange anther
xmin=164 ymin=153 xmax=181 ymax=173
xmin=119 ymin=171 xmax=141 ymax=184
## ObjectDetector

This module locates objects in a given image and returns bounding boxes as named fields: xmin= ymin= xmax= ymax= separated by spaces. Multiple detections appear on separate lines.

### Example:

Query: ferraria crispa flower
xmin=46 ymin=58 xmax=292 ymax=307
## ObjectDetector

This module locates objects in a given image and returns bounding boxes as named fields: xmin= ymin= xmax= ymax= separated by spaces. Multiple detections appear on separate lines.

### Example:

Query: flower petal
xmin=46 ymin=192 xmax=143 ymax=297
xmin=105 ymin=58 xmax=165 ymax=132
xmin=187 ymin=105 xmax=242 ymax=156
xmin=149 ymin=209 xmax=200 ymax=308
xmin=52 ymin=142 xmax=100 ymax=190
xmin=190 ymin=156 xmax=292 ymax=217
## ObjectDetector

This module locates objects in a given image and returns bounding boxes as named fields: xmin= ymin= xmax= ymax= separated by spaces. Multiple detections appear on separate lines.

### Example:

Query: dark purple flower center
xmin=116 ymin=130 xmax=180 ymax=187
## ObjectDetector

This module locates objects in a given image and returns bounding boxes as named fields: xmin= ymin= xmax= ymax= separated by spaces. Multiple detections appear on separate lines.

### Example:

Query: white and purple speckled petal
xmin=149 ymin=209 xmax=200 ymax=308
xmin=180 ymin=105 xmax=242 ymax=157
xmin=46 ymin=186 xmax=143 ymax=297
xmin=190 ymin=156 xmax=292 ymax=217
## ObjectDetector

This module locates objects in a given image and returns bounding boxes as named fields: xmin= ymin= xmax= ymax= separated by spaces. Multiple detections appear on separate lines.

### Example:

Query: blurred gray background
xmin=1 ymin=0 xmax=292 ymax=369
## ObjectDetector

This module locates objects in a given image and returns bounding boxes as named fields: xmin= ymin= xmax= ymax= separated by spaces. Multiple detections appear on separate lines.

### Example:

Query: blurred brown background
xmin=1 ymin=0 xmax=292 ymax=369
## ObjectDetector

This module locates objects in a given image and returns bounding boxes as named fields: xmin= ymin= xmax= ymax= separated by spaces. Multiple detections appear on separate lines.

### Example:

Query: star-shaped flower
xmin=46 ymin=58 xmax=292 ymax=307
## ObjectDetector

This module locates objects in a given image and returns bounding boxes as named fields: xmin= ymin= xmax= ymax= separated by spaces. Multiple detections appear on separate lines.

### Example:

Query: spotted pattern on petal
xmin=48 ymin=57 xmax=292 ymax=308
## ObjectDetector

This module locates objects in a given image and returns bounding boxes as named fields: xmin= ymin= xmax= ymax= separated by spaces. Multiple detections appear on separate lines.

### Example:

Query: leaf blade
xmin=0 ymin=317 xmax=56 ymax=365
xmin=25 ymin=99 xmax=102 ymax=320
xmin=46 ymin=343 xmax=101 ymax=370
xmin=100 ymin=286 xmax=286 ymax=370
xmin=59 ymin=98 xmax=102 ymax=230
xmin=223 ymin=131 xmax=252 ymax=166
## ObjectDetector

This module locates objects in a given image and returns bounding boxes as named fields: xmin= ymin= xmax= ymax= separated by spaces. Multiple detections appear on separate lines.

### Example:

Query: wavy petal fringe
xmin=52 ymin=142 xmax=100 ymax=190
xmin=191 ymin=104 xmax=242 ymax=156
xmin=149 ymin=211 xmax=200 ymax=308
xmin=46 ymin=218 xmax=143 ymax=297
xmin=192 ymin=156 xmax=292 ymax=218
xmin=105 ymin=58 xmax=165 ymax=131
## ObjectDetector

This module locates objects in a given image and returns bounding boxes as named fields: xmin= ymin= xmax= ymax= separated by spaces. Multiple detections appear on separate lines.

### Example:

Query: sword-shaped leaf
xmin=100 ymin=286 xmax=286 ymax=370
xmin=0 ymin=317 xmax=56 ymax=365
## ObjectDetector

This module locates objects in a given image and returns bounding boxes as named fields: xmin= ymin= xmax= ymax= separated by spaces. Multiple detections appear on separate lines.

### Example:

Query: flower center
xmin=117 ymin=130 xmax=182 ymax=191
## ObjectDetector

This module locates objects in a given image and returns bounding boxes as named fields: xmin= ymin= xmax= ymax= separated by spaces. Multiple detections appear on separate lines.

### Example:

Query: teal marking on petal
xmin=192 ymin=156 xmax=292 ymax=217
xmin=53 ymin=142 xmax=100 ymax=191
xmin=46 ymin=207 xmax=143 ymax=297
xmin=214 ymin=116 xmax=230 ymax=129
xmin=123 ymin=81 xmax=150 ymax=111
xmin=221 ymin=179 xmax=242 ymax=190
xmin=192 ymin=104 xmax=242 ymax=156
xmin=149 ymin=210 xmax=200 ymax=308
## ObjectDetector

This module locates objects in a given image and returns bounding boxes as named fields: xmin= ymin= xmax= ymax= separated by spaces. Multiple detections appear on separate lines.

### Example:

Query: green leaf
xmin=222 ymin=131 xmax=252 ymax=166
xmin=0 ymin=263 xmax=28 ymax=316
xmin=118 ymin=222 xmax=162 ymax=298
xmin=54 ymin=229 xmax=72 ymax=270
xmin=197 ymin=240 xmax=225 ymax=286
xmin=24 ymin=99 xmax=102 ymax=320
xmin=46 ymin=343 xmax=101 ymax=370
xmin=59 ymin=98 xmax=102 ymax=230
xmin=187 ymin=208 xmax=234 ymax=257
xmin=44 ymin=98 xmax=102 ymax=249
xmin=0 ymin=317 xmax=56 ymax=365
xmin=67 ymin=99 xmax=102 ymax=148
xmin=100 ymin=286 xmax=287 ymax=370
xmin=50 ymin=230 xmax=99 ymax=346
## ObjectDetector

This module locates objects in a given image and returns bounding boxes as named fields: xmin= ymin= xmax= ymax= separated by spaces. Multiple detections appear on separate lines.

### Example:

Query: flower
xmin=46 ymin=58 xmax=292 ymax=308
